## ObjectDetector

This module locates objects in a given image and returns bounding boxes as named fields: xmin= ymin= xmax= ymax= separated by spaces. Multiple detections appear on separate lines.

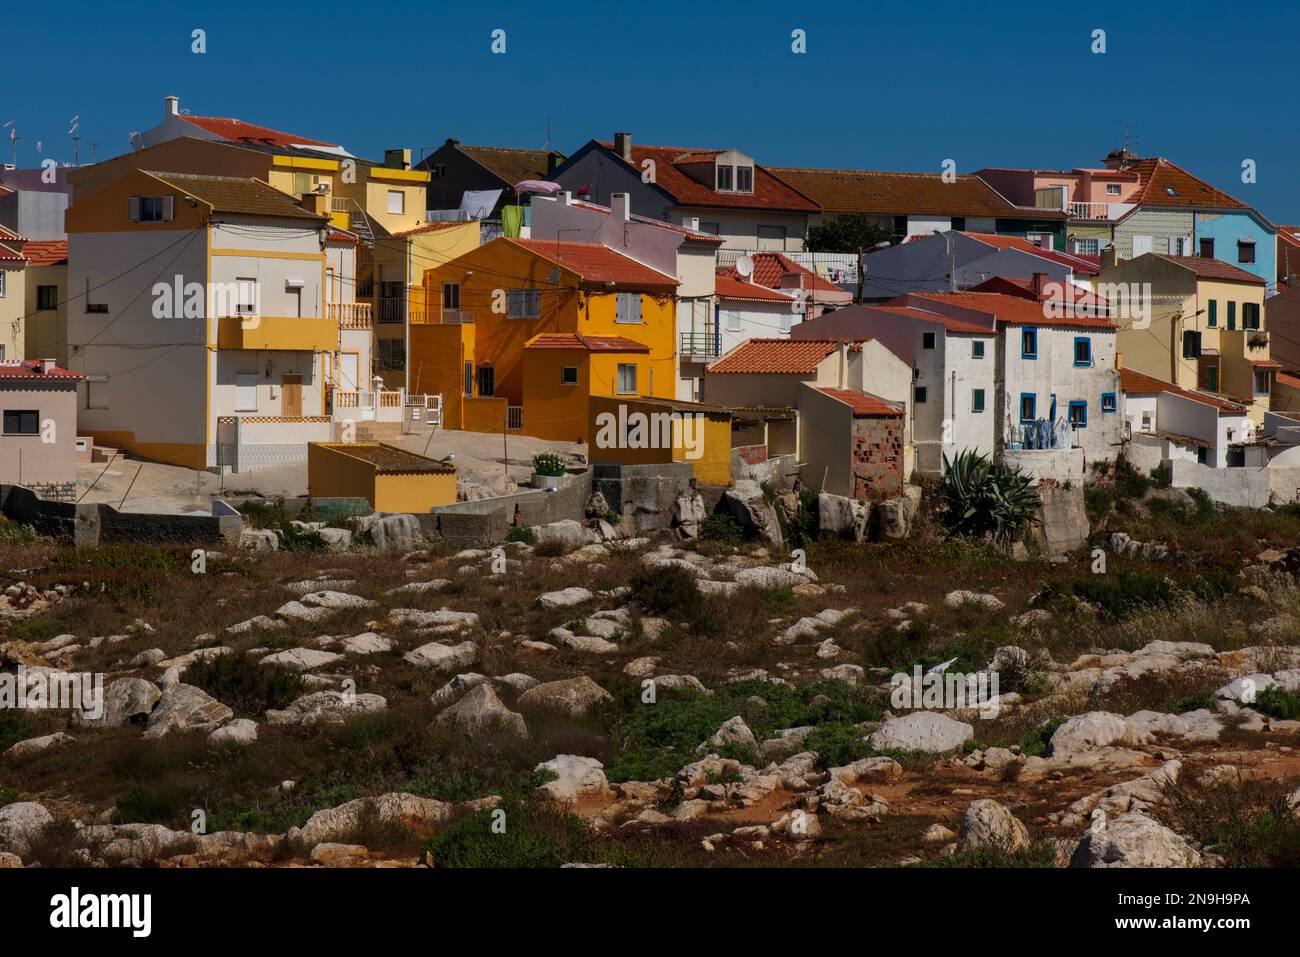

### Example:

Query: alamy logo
xmin=890 ymin=665 xmax=1000 ymax=719
xmin=49 ymin=887 xmax=151 ymax=937
xmin=152 ymin=276 xmax=260 ymax=327
xmin=594 ymin=405 xmax=706 ymax=460
xmin=0 ymin=666 xmax=103 ymax=719
xmin=1042 ymin=280 xmax=1152 ymax=329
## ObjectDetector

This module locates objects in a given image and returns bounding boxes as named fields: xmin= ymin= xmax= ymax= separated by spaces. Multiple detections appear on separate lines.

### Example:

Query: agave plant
xmin=940 ymin=449 xmax=1040 ymax=544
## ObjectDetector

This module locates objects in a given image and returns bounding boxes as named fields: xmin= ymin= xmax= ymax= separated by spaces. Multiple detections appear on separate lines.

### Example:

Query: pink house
xmin=978 ymin=167 xmax=1141 ymax=224
xmin=0 ymin=359 xmax=82 ymax=500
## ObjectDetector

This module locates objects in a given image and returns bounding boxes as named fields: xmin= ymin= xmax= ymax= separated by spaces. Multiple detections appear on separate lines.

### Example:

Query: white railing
xmin=329 ymin=197 xmax=353 ymax=213
xmin=326 ymin=301 xmax=373 ymax=328
xmin=1069 ymin=201 xmax=1135 ymax=221
xmin=406 ymin=393 xmax=442 ymax=427
xmin=332 ymin=388 xmax=406 ymax=422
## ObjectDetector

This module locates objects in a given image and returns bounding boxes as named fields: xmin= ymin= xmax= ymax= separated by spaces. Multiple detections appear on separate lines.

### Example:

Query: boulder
xmin=535 ymin=755 xmax=612 ymax=802
xmin=341 ymin=632 xmax=392 ymax=655
xmin=265 ymin=690 xmax=387 ymax=726
xmin=872 ymin=498 xmax=911 ymax=540
xmin=1070 ymin=812 xmax=1201 ymax=868
xmin=298 ymin=793 xmax=452 ymax=849
xmin=208 ymin=719 xmax=258 ymax=747
xmin=435 ymin=683 xmax=527 ymax=738
xmin=818 ymin=492 xmax=868 ymax=542
xmin=870 ymin=712 xmax=973 ymax=753
xmin=673 ymin=493 xmax=707 ymax=538
xmin=143 ymin=684 xmax=234 ymax=738
xmin=700 ymin=715 xmax=757 ymax=753
xmin=358 ymin=513 xmax=423 ymax=550
xmin=1050 ymin=712 xmax=1132 ymax=756
xmin=533 ymin=587 xmax=594 ymax=610
xmin=945 ymin=590 xmax=1004 ymax=610
xmin=5 ymin=732 xmax=75 ymax=761
xmin=533 ymin=520 xmax=592 ymax=554
xmin=516 ymin=676 xmax=612 ymax=717
xmin=0 ymin=802 xmax=53 ymax=857
xmin=402 ymin=641 xmax=479 ymax=671
xmin=259 ymin=648 xmax=343 ymax=672
xmin=958 ymin=799 xmax=1031 ymax=852
xmin=72 ymin=677 xmax=160 ymax=728
xmin=723 ymin=480 xmax=783 ymax=549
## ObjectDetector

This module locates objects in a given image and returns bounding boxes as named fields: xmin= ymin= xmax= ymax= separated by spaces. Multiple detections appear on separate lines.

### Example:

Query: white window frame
xmin=235 ymin=278 xmax=258 ymax=315
xmin=86 ymin=376 xmax=109 ymax=410
xmin=1072 ymin=237 xmax=1099 ymax=256
xmin=387 ymin=190 xmax=405 ymax=215
xmin=1106 ymin=184 xmax=1121 ymax=195
xmin=716 ymin=164 xmax=733 ymax=192
xmin=615 ymin=292 xmax=643 ymax=324
xmin=616 ymin=363 xmax=637 ymax=395
xmin=736 ymin=165 xmax=754 ymax=193
xmin=507 ymin=288 xmax=541 ymax=319
xmin=0 ymin=270 xmax=5 ymax=297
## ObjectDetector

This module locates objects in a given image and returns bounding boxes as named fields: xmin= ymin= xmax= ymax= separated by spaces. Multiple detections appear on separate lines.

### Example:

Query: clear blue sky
xmin=7 ymin=0 xmax=1300 ymax=221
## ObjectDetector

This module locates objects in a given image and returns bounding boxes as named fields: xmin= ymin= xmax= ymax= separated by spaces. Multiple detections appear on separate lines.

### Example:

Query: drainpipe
xmin=405 ymin=239 xmax=412 ymax=395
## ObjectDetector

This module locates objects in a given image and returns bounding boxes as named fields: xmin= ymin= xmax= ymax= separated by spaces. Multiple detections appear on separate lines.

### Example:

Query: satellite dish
xmin=735 ymin=254 xmax=755 ymax=279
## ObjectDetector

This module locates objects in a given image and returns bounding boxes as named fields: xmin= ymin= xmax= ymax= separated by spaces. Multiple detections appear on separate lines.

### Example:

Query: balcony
xmin=1068 ymin=201 xmax=1136 ymax=221
xmin=217 ymin=315 xmax=339 ymax=351
xmin=326 ymin=301 xmax=372 ymax=329
xmin=680 ymin=331 xmax=720 ymax=360
xmin=410 ymin=307 xmax=474 ymax=326
xmin=377 ymin=297 xmax=405 ymax=324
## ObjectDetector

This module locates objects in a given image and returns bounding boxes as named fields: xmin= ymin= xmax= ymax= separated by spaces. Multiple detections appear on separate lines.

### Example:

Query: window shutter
xmin=615 ymin=294 xmax=625 ymax=323
xmin=128 ymin=197 xmax=141 ymax=222
xmin=162 ymin=196 xmax=174 ymax=221
xmin=631 ymin=295 xmax=642 ymax=323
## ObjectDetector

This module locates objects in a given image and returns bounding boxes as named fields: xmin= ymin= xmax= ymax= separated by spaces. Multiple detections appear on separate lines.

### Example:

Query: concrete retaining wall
xmin=1167 ymin=461 xmax=1270 ymax=507
xmin=1002 ymin=447 xmax=1087 ymax=485
xmin=431 ymin=470 xmax=593 ymax=548
xmin=1 ymin=484 xmax=242 ymax=546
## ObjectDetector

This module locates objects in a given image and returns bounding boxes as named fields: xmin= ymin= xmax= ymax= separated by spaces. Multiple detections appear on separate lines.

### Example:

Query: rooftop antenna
xmin=1122 ymin=124 xmax=1139 ymax=165
xmin=89 ymin=142 xmax=101 ymax=163
xmin=543 ymin=114 xmax=551 ymax=151
xmin=69 ymin=115 xmax=80 ymax=167
xmin=3 ymin=121 xmax=17 ymax=166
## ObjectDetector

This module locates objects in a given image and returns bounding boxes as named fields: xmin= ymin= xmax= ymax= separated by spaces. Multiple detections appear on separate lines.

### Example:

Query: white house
xmin=793 ymin=290 xmax=1122 ymax=479
xmin=1121 ymin=367 xmax=1253 ymax=469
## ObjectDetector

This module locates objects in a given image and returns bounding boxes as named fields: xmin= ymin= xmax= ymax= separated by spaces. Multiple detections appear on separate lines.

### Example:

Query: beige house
xmin=21 ymin=240 xmax=68 ymax=365
xmin=0 ymin=359 xmax=82 ymax=499
xmin=66 ymin=168 xmax=385 ymax=472
xmin=704 ymin=337 xmax=914 ymax=495
xmin=1096 ymin=252 xmax=1272 ymax=421
xmin=0 ymin=224 xmax=27 ymax=360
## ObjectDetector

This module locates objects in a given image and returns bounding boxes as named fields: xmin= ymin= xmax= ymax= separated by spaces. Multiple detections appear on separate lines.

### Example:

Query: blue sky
xmin=7 ymin=0 xmax=1300 ymax=221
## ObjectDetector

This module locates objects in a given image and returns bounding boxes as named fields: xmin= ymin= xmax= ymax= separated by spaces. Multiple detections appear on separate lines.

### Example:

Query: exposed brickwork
xmin=850 ymin=414 xmax=904 ymax=500
xmin=736 ymin=444 xmax=768 ymax=465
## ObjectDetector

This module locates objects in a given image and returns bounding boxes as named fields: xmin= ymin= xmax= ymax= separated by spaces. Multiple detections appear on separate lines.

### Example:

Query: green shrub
xmin=276 ymin=521 xmax=327 ymax=552
xmin=1150 ymin=462 xmax=1172 ymax=488
xmin=922 ymin=842 xmax=1058 ymax=868
xmin=805 ymin=722 xmax=871 ymax=769
xmin=1084 ymin=484 xmax=1114 ymax=522
xmin=939 ymin=449 xmax=1039 ymax=545
xmin=505 ymin=526 xmax=536 ymax=545
xmin=186 ymin=651 xmax=305 ymax=717
xmin=0 ymin=785 xmax=20 ymax=807
xmin=699 ymin=512 xmax=743 ymax=545
xmin=1173 ymin=688 xmax=1216 ymax=714
xmin=531 ymin=451 xmax=567 ymax=477
xmin=629 ymin=565 xmax=703 ymax=620
xmin=1019 ymin=716 xmax=1066 ymax=757
xmin=1253 ymin=685 xmax=1300 ymax=721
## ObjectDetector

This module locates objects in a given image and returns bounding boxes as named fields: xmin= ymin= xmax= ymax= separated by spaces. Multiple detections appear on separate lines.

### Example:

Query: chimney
xmin=683 ymin=216 xmax=700 ymax=232
xmin=165 ymin=95 xmax=179 ymax=118
xmin=547 ymin=152 xmax=563 ymax=174
xmin=560 ymin=191 xmax=573 ymax=206
xmin=1100 ymin=245 xmax=1117 ymax=270
xmin=39 ymin=358 xmax=56 ymax=374
xmin=838 ymin=340 xmax=849 ymax=387
xmin=613 ymin=132 xmax=632 ymax=163
xmin=1031 ymin=272 xmax=1046 ymax=300
xmin=300 ymin=193 xmax=328 ymax=216
xmin=611 ymin=193 xmax=631 ymax=221
xmin=1038 ymin=234 xmax=1053 ymax=251
xmin=384 ymin=148 xmax=412 ymax=170
xmin=1115 ymin=351 xmax=1124 ymax=370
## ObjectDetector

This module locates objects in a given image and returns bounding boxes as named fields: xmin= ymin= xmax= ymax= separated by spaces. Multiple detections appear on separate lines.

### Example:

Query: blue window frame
xmin=1068 ymin=400 xmax=1088 ymax=428
xmin=1073 ymin=336 xmax=1092 ymax=366
xmin=1019 ymin=392 xmax=1037 ymax=423
xmin=1101 ymin=392 xmax=1117 ymax=413
xmin=1021 ymin=328 xmax=1038 ymax=359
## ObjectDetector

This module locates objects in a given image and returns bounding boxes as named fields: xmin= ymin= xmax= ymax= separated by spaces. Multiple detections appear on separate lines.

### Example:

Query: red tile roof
xmin=598 ymin=143 xmax=819 ymax=213
xmin=1126 ymin=157 xmax=1249 ymax=210
xmin=816 ymin=387 xmax=902 ymax=416
xmin=869 ymin=303 xmax=993 ymax=334
xmin=713 ymin=273 xmax=798 ymax=303
xmin=1278 ymin=371 xmax=1300 ymax=389
xmin=1119 ymin=368 xmax=1247 ymax=414
xmin=709 ymin=338 xmax=847 ymax=374
xmin=0 ymin=360 xmax=82 ymax=380
xmin=1147 ymin=253 xmax=1265 ymax=285
xmin=389 ymin=221 xmax=467 ymax=239
xmin=20 ymin=240 xmax=67 ymax=266
xmin=962 ymin=232 xmax=1101 ymax=275
xmin=908 ymin=291 xmax=1118 ymax=329
xmin=768 ymin=167 xmax=1061 ymax=219
xmin=1252 ymin=359 xmax=1282 ymax=368
xmin=719 ymin=251 xmax=845 ymax=295
xmin=508 ymin=239 xmax=678 ymax=289
xmin=524 ymin=333 xmax=650 ymax=353
xmin=971 ymin=275 xmax=1109 ymax=309
xmin=182 ymin=115 xmax=339 ymax=150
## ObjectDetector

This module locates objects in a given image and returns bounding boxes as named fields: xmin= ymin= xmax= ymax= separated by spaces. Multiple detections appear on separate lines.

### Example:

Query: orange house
xmin=409 ymin=238 xmax=677 ymax=440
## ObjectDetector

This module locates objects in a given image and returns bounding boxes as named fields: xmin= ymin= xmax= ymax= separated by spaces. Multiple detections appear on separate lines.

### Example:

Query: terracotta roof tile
xmin=21 ymin=240 xmax=67 ymax=266
xmin=524 ymin=333 xmax=650 ymax=353
xmin=1126 ymin=157 xmax=1249 ymax=210
xmin=768 ymin=167 xmax=1061 ymax=219
xmin=719 ymin=251 xmax=845 ymax=294
xmin=183 ymin=115 xmax=338 ymax=149
xmin=1119 ymin=367 xmax=1247 ymax=414
xmin=816 ymin=387 xmax=902 ymax=416
xmin=0 ymin=360 xmax=82 ymax=380
xmin=509 ymin=239 xmax=677 ymax=289
xmin=389 ymin=221 xmax=468 ymax=238
xmin=962 ymin=231 xmax=1101 ymax=274
xmin=709 ymin=338 xmax=843 ymax=374
xmin=597 ymin=143 xmax=819 ymax=213
xmin=145 ymin=171 xmax=327 ymax=222
xmin=908 ymin=291 xmax=1117 ymax=329
xmin=869 ymin=303 xmax=992 ymax=334
xmin=455 ymin=144 xmax=556 ymax=186
xmin=1147 ymin=253 xmax=1265 ymax=285
xmin=713 ymin=273 xmax=797 ymax=302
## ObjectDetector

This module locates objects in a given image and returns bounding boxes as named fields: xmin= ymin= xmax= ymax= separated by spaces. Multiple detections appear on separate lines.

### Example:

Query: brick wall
xmin=850 ymin=414 xmax=904 ymax=500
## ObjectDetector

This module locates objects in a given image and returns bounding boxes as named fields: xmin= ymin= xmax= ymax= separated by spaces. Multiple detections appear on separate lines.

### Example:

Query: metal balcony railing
xmin=680 ymin=332 xmax=720 ymax=358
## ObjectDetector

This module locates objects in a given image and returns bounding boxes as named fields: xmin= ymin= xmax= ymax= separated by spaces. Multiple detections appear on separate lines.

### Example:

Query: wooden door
xmin=282 ymin=374 xmax=303 ymax=417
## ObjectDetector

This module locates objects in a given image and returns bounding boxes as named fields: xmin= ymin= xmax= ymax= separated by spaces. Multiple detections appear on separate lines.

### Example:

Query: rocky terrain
xmin=3 ymin=483 xmax=1300 ymax=870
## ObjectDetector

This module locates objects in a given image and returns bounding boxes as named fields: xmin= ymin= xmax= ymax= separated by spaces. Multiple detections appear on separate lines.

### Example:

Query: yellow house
xmin=0 ymin=224 xmax=26 ymax=360
xmin=587 ymin=394 xmax=733 ymax=486
xmin=409 ymin=237 xmax=678 ymax=440
xmin=1096 ymin=252 xmax=1273 ymax=420
xmin=308 ymin=441 xmax=456 ymax=512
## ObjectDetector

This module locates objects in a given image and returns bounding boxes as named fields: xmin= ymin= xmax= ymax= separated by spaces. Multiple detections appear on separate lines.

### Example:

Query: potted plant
xmin=532 ymin=451 xmax=567 ymax=490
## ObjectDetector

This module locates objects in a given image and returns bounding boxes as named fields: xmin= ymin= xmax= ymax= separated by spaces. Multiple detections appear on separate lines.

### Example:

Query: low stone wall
xmin=591 ymin=461 xmax=694 ymax=536
xmin=1002 ymin=447 xmax=1087 ymax=485
xmin=431 ymin=470 xmax=592 ymax=548
xmin=1167 ymin=461 xmax=1270 ymax=508
xmin=0 ymin=484 xmax=242 ymax=546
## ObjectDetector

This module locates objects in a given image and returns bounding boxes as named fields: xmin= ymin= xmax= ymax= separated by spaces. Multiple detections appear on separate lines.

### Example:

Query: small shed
xmin=308 ymin=442 xmax=457 ymax=512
